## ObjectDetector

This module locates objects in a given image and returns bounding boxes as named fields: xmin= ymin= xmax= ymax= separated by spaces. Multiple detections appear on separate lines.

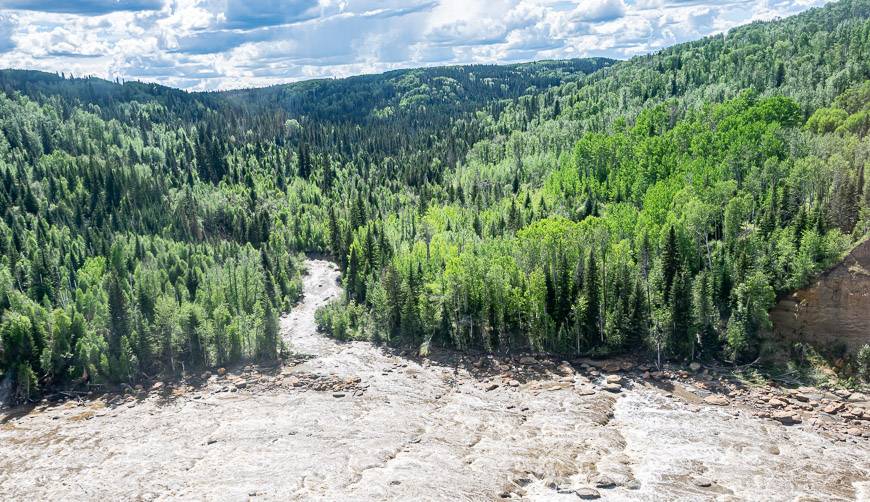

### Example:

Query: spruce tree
xmin=584 ymin=250 xmax=601 ymax=345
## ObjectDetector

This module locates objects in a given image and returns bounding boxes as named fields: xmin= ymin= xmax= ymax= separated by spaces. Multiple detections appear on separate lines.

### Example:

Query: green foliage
xmin=315 ymin=301 xmax=367 ymax=341
xmin=2 ymin=1 xmax=870 ymax=402
xmin=858 ymin=345 xmax=870 ymax=382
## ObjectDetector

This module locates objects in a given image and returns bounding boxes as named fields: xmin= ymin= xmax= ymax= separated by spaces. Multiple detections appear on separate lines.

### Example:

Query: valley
xmin=1 ymin=2 xmax=870 ymax=500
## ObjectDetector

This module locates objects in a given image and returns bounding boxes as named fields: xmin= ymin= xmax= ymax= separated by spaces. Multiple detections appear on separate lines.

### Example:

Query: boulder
xmin=486 ymin=383 xmax=499 ymax=392
xmin=772 ymin=411 xmax=801 ymax=425
xmin=593 ymin=475 xmax=616 ymax=489
xmin=847 ymin=392 xmax=867 ymax=402
xmin=605 ymin=375 xmax=623 ymax=385
xmin=519 ymin=356 xmax=537 ymax=365
xmin=693 ymin=477 xmax=713 ymax=488
xmin=217 ymin=367 xmax=227 ymax=376
xmin=603 ymin=383 xmax=622 ymax=393
xmin=823 ymin=402 xmax=844 ymax=414
xmin=602 ymin=362 xmax=622 ymax=372
xmin=704 ymin=395 xmax=729 ymax=406
xmin=575 ymin=487 xmax=601 ymax=499
xmin=689 ymin=362 xmax=702 ymax=372
xmin=791 ymin=392 xmax=810 ymax=402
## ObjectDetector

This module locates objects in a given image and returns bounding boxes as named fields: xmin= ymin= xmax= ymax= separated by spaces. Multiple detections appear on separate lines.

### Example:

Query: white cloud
xmin=573 ymin=0 xmax=626 ymax=22
xmin=0 ymin=0 xmax=834 ymax=90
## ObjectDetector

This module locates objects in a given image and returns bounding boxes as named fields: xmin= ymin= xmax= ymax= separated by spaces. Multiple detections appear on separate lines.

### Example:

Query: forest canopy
xmin=1 ymin=0 xmax=869 ymax=402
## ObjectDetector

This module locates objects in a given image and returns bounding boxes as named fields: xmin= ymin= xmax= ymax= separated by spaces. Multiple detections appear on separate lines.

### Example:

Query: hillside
xmin=1 ymin=0 xmax=870 ymax=403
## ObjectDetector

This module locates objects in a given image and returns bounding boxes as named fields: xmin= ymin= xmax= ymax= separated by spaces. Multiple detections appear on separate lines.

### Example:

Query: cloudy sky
xmin=0 ymin=0 xmax=830 ymax=90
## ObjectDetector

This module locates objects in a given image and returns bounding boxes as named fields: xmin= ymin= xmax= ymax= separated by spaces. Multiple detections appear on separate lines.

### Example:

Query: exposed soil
xmin=1 ymin=259 xmax=868 ymax=501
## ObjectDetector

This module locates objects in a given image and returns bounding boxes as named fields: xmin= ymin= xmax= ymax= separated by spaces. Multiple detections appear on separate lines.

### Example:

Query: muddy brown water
xmin=1 ymin=259 xmax=868 ymax=501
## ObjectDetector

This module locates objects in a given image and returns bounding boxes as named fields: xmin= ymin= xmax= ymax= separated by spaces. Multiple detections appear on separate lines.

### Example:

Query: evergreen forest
xmin=2 ymin=0 xmax=870 ymax=401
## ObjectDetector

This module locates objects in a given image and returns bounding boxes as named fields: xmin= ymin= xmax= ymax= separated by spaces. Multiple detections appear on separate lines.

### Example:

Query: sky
xmin=0 ymin=0 xmax=831 ymax=91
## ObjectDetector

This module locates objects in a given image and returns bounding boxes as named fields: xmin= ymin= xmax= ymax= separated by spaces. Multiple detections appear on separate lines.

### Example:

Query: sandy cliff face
xmin=769 ymin=238 xmax=870 ymax=355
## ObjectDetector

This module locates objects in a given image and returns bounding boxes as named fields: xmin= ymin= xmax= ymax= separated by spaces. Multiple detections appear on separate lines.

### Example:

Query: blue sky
xmin=0 ymin=0 xmax=831 ymax=90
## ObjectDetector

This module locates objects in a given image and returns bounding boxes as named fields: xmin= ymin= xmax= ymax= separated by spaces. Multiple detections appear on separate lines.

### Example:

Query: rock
xmin=772 ymin=411 xmax=801 ymax=425
xmin=332 ymin=392 xmax=346 ymax=398
xmin=235 ymin=381 xmax=247 ymax=389
xmin=834 ymin=389 xmax=852 ymax=399
xmin=689 ymin=362 xmax=702 ymax=372
xmin=602 ymin=362 xmax=621 ymax=373
xmin=704 ymin=395 xmax=729 ymax=406
xmin=217 ymin=367 xmax=227 ymax=376
xmin=519 ymin=356 xmax=537 ymax=365
xmin=620 ymin=361 xmax=635 ymax=371
xmin=693 ymin=477 xmax=713 ymax=488
xmin=200 ymin=371 xmax=212 ymax=380
xmin=768 ymin=398 xmax=788 ymax=408
xmin=642 ymin=371 xmax=651 ymax=379
xmin=847 ymin=392 xmax=867 ymax=402
xmin=593 ymin=475 xmax=616 ymax=489
xmin=605 ymin=375 xmax=622 ymax=385
xmin=603 ymin=383 xmax=622 ymax=393
xmin=508 ymin=380 xmax=520 ymax=388
xmin=574 ymin=487 xmax=601 ymax=499
xmin=486 ymin=384 xmax=499 ymax=392
xmin=823 ymin=402 xmax=844 ymax=414
xmin=150 ymin=382 xmax=164 ymax=391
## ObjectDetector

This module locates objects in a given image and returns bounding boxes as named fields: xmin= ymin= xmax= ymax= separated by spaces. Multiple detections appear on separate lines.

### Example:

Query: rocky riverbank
xmin=451 ymin=353 xmax=869 ymax=444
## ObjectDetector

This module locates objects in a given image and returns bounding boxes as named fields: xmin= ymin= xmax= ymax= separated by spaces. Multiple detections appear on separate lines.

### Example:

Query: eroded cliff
xmin=769 ymin=238 xmax=870 ymax=355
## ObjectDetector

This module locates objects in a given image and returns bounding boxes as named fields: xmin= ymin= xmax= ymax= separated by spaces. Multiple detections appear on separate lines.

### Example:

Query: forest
xmin=2 ymin=0 xmax=870 ymax=402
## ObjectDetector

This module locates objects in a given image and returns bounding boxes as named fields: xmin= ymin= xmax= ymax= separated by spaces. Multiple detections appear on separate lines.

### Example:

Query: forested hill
xmin=0 ymin=58 xmax=615 ymax=128
xmin=1 ymin=0 xmax=870 ymax=403
xmin=220 ymin=58 xmax=615 ymax=122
